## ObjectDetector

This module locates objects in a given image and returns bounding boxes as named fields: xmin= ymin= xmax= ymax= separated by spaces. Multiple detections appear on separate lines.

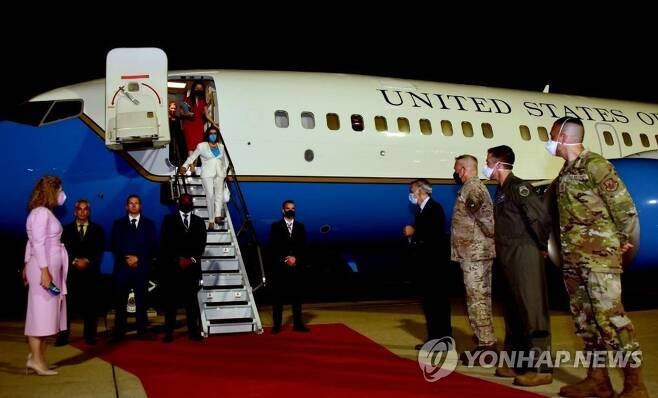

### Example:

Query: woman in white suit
xmin=179 ymin=126 xmax=229 ymax=230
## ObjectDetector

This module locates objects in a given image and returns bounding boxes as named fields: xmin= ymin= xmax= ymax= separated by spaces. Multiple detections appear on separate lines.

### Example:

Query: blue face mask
xmin=408 ymin=193 xmax=418 ymax=205
xmin=209 ymin=134 xmax=217 ymax=143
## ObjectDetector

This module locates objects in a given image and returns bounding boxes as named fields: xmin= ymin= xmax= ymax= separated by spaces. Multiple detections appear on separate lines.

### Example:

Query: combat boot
xmin=619 ymin=363 xmax=649 ymax=398
xmin=558 ymin=366 xmax=615 ymax=398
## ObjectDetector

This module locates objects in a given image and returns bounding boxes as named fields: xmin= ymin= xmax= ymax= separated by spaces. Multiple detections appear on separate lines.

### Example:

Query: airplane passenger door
xmin=105 ymin=47 xmax=169 ymax=150
xmin=594 ymin=122 xmax=623 ymax=158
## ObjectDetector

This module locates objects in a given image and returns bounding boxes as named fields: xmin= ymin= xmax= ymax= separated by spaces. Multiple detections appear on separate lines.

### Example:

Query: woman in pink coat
xmin=23 ymin=175 xmax=68 ymax=376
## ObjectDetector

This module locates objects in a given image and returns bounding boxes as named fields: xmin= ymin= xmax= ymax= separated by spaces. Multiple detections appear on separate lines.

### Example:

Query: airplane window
xmin=419 ymin=119 xmax=432 ymax=135
xmin=640 ymin=133 xmax=650 ymax=147
xmin=397 ymin=117 xmax=410 ymax=133
xmin=301 ymin=112 xmax=315 ymax=129
xmin=5 ymin=99 xmax=83 ymax=127
xmin=537 ymin=126 xmax=549 ymax=142
xmin=603 ymin=131 xmax=614 ymax=145
xmin=622 ymin=132 xmax=632 ymax=146
xmin=326 ymin=113 xmax=340 ymax=130
xmin=519 ymin=125 xmax=531 ymax=141
xmin=275 ymin=110 xmax=289 ymax=128
xmin=351 ymin=114 xmax=364 ymax=132
xmin=374 ymin=116 xmax=387 ymax=132
xmin=462 ymin=122 xmax=474 ymax=137
xmin=304 ymin=149 xmax=314 ymax=161
xmin=481 ymin=123 xmax=493 ymax=139
xmin=441 ymin=120 xmax=453 ymax=136
xmin=655 ymin=134 xmax=658 ymax=146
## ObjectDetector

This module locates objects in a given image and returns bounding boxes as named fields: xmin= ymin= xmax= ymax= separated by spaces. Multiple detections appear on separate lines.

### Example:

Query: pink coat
xmin=24 ymin=207 xmax=68 ymax=336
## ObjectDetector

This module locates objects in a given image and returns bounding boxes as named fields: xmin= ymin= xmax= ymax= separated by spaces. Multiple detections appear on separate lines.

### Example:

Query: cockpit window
xmin=3 ymin=99 xmax=83 ymax=126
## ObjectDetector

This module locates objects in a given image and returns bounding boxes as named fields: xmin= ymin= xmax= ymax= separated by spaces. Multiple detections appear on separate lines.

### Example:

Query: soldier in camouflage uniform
xmin=485 ymin=145 xmax=553 ymax=387
xmin=451 ymin=155 xmax=497 ymax=364
xmin=547 ymin=117 xmax=647 ymax=398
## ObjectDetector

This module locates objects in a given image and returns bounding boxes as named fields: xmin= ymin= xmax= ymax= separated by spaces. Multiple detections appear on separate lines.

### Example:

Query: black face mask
xmin=453 ymin=172 xmax=462 ymax=185
xmin=284 ymin=210 xmax=295 ymax=219
xmin=180 ymin=204 xmax=194 ymax=213
xmin=193 ymin=90 xmax=204 ymax=97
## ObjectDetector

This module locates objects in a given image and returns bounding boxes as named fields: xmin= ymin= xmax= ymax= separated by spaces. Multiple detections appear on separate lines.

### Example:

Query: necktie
xmin=78 ymin=224 xmax=85 ymax=239
xmin=287 ymin=222 xmax=293 ymax=236
xmin=184 ymin=213 xmax=189 ymax=228
xmin=131 ymin=218 xmax=137 ymax=230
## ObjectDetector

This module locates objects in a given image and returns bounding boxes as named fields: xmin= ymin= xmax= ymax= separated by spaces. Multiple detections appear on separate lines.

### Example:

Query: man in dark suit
xmin=56 ymin=199 xmax=105 ymax=346
xmin=268 ymin=199 xmax=309 ymax=334
xmin=403 ymin=178 xmax=452 ymax=350
xmin=159 ymin=194 xmax=207 ymax=342
xmin=110 ymin=194 xmax=158 ymax=341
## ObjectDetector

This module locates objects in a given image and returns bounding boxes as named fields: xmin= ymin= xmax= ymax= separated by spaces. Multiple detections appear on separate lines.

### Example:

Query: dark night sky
xmin=2 ymin=11 xmax=656 ymax=115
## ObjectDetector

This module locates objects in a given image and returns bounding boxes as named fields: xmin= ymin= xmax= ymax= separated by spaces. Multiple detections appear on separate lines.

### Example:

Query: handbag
xmin=223 ymin=182 xmax=230 ymax=203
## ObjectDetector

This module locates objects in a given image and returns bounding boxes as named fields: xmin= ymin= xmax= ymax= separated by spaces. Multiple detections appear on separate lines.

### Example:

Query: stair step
xmin=198 ymin=288 xmax=248 ymax=304
xmin=202 ymin=273 xmax=243 ymax=287
xmin=206 ymin=322 xmax=259 ymax=334
xmin=207 ymin=231 xmax=232 ymax=244
xmin=201 ymin=258 xmax=239 ymax=272
xmin=203 ymin=305 xmax=253 ymax=320
xmin=204 ymin=245 xmax=236 ymax=258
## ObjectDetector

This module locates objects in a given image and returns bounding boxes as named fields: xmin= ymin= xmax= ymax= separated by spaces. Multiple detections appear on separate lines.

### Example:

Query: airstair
xmin=170 ymin=172 xmax=264 ymax=336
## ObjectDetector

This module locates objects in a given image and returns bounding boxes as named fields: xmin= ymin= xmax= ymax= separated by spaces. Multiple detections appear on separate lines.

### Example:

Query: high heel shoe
xmin=26 ymin=358 xmax=58 ymax=376
xmin=27 ymin=353 xmax=56 ymax=370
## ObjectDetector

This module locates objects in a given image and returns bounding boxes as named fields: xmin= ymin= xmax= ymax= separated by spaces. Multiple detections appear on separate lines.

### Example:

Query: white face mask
xmin=482 ymin=162 xmax=498 ymax=179
xmin=408 ymin=193 xmax=418 ymax=205
xmin=545 ymin=139 xmax=559 ymax=156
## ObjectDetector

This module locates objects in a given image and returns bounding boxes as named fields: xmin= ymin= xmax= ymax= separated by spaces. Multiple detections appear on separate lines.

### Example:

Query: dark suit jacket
xmin=268 ymin=219 xmax=307 ymax=278
xmin=111 ymin=215 xmax=158 ymax=277
xmin=159 ymin=211 xmax=207 ymax=286
xmin=61 ymin=221 xmax=105 ymax=277
xmin=412 ymin=197 xmax=447 ymax=267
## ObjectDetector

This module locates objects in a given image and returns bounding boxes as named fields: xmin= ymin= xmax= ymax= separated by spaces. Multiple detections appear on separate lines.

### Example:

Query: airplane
xmin=1 ymin=48 xmax=657 ymax=313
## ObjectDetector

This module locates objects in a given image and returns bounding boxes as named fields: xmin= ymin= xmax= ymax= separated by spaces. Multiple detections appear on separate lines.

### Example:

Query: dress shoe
xmin=271 ymin=327 xmax=281 ymax=335
xmin=460 ymin=343 xmax=497 ymax=366
xmin=513 ymin=372 xmax=553 ymax=387
xmin=214 ymin=216 xmax=224 ymax=224
xmin=208 ymin=222 xmax=215 ymax=230
xmin=495 ymin=363 xmax=518 ymax=378
xmin=26 ymin=359 xmax=58 ymax=376
xmin=188 ymin=333 xmax=203 ymax=342
xmin=293 ymin=325 xmax=310 ymax=333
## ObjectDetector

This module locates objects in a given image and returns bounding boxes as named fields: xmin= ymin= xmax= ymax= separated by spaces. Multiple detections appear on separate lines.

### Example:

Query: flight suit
xmin=494 ymin=173 xmax=552 ymax=372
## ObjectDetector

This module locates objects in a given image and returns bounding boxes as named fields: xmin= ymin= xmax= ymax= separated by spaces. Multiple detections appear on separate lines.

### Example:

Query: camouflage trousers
xmin=461 ymin=260 xmax=496 ymax=345
xmin=563 ymin=267 xmax=641 ymax=361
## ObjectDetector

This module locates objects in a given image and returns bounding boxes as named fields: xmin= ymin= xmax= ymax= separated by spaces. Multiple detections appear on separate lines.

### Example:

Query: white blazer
xmin=183 ymin=142 xmax=228 ymax=178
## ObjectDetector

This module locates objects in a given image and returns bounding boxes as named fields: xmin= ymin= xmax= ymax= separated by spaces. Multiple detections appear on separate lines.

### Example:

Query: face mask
xmin=545 ymin=139 xmax=558 ymax=156
xmin=180 ymin=204 xmax=193 ymax=213
xmin=284 ymin=210 xmax=295 ymax=219
xmin=193 ymin=90 xmax=204 ymax=97
xmin=452 ymin=171 xmax=462 ymax=185
xmin=57 ymin=191 xmax=67 ymax=206
xmin=209 ymin=134 xmax=217 ymax=143
xmin=482 ymin=163 xmax=497 ymax=179
xmin=408 ymin=193 xmax=418 ymax=205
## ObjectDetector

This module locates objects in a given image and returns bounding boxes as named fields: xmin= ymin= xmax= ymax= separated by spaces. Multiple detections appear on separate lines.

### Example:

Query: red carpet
xmin=74 ymin=324 xmax=544 ymax=397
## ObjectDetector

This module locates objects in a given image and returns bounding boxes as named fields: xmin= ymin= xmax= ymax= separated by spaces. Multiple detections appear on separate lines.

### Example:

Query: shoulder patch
xmin=601 ymin=177 xmax=619 ymax=192
xmin=519 ymin=185 xmax=530 ymax=197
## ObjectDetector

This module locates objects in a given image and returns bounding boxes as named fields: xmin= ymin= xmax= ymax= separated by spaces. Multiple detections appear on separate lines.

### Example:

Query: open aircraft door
xmin=105 ymin=47 xmax=169 ymax=150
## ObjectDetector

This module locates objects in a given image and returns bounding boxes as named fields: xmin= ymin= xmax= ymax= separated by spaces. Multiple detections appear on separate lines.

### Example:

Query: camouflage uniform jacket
xmin=451 ymin=176 xmax=496 ymax=261
xmin=556 ymin=150 xmax=638 ymax=273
